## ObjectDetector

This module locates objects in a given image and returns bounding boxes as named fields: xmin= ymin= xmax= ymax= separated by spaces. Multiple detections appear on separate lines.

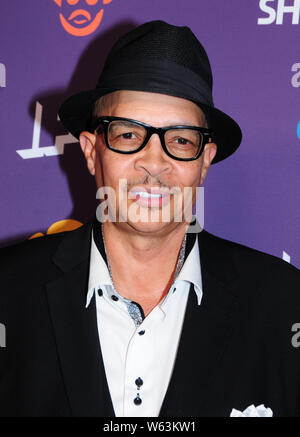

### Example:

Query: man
xmin=0 ymin=20 xmax=300 ymax=417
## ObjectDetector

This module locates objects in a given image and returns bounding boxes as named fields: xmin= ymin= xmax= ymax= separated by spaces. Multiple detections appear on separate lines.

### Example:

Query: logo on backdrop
xmin=0 ymin=63 xmax=6 ymax=87
xmin=282 ymin=251 xmax=291 ymax=263
xmin=29 ymin=219 xmax=83 ymax=239
xmin=52 ymin=0 xmax=113 ymax=37
xmin=258 ymin=0 xmax=300 ymax=24
xmin=16 ymin=101 xmax=77 ymax=159
xmin=291 ymin=63 xmax=300 ymax=87
xmin=291 ymin=63 xmax=300 ymax=140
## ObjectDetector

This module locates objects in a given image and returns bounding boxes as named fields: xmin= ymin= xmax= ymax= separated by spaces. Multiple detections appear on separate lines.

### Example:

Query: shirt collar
xmin=86 ymin=230 xmax=113 ymax=308
xmin=173 ymin=233 xmax=202 ymax=305
xmin=86 ymin=219 xmax=203 ymax=308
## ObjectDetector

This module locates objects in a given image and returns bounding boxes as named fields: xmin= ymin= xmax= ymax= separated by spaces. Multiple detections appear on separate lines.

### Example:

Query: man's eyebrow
xmin=110 ymin=120 xmax=144 ymax=128
xmin=104 ymin=117 xmax=207 ymax=128
xmin=160 ymin=121 xmax=207 ymax=127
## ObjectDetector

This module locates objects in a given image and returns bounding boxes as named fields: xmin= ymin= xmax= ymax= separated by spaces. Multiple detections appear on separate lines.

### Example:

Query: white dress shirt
xmin=86 ymin=227 xmax=203 ymax=417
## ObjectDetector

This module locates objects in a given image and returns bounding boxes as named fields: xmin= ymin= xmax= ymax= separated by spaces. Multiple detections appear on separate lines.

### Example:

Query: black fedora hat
xmin=58 ymin=20 xmax=242 ymax=164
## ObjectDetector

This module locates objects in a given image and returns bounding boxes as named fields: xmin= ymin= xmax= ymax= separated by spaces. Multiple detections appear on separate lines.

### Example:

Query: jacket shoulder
xmin=200 ymin=229 xmax=300 ymax=290
xmin=0 ymin=231 xmax=66 ymax=269
xmin=0 ymin=222 xmax=92 ymax=281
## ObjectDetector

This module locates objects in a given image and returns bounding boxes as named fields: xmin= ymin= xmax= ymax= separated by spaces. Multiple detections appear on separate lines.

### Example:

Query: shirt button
xmin=135 ymin=377 xmax=143 ymax=387
xmin=134 ymin=396 xmax=142 ymax=405
xmin=97 ymin=289 xmax=103 ymax=297
xmin=138 ymin=330 xmax=145 ymax=336
xmin=111 ymin=295 xmax=119 ymax=301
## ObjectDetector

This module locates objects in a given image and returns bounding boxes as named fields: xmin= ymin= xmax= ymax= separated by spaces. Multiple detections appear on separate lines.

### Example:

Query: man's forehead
xmin=96 ymin=90 xmax=206 ymax=121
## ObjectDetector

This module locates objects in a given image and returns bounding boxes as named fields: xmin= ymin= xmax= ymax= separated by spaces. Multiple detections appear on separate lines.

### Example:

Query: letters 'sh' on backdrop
xmin=0 ymin=0 xmax=299 ymax=269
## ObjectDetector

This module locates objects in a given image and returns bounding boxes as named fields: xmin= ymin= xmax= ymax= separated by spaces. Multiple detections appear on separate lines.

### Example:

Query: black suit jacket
xmin=0 ymin=218 xmax=300 ymax=417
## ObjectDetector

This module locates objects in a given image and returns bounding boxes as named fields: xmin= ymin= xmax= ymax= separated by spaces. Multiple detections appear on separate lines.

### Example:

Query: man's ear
xmin=79 ymin=131 xmax=97 ymax=176
xmin=200 ymin=142 xmax=217 ymax=185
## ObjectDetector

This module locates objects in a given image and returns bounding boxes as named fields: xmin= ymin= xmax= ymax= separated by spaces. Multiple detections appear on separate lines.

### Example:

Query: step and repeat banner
xmin=0 ymin=0 xmax=299 ymax=268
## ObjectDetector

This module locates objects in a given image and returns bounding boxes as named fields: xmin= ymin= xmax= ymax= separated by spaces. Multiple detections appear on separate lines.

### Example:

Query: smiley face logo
xmin=53 ymin=0 xmax=112 ymax=37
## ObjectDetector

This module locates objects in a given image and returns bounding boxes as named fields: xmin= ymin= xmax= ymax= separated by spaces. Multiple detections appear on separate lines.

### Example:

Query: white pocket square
xmin=230 ymin=404 xmax=273 ymax=417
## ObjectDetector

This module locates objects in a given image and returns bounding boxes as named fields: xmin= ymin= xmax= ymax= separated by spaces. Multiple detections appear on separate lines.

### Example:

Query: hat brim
xmin=58 ymin=86 xmax=242 ymax=165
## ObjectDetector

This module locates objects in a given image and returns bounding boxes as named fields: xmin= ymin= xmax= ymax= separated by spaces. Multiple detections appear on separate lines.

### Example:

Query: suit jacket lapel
xmin=45 ymin=220 xmax=115 ymax=417
xmin=159 ymin=229 xmax=241 ymax=417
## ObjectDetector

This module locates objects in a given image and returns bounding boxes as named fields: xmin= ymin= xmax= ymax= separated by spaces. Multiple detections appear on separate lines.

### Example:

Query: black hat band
xmin=96 ymin=59 xmax=214 ymax=108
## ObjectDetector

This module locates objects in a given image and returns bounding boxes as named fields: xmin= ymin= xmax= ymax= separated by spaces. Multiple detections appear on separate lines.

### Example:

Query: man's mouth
xmin=134 ymin=192 xmax=164 ymax=198
xmin=68 ymin=9 xmax=91 ymax=24
xmin=128 ymin=186 xmax=172 ymax=207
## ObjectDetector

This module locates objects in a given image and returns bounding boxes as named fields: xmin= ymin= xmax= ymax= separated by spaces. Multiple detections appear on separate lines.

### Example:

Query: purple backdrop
xmin=1 ymin=0 xmax=299 ymax=268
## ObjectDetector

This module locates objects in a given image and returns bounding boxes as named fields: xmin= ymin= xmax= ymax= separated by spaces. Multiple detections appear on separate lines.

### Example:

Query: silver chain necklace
xmin=100 ymin=223 xmax=187 ymax=326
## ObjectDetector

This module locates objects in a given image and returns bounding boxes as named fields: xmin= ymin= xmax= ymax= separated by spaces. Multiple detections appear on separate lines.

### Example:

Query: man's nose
xmin=134 ymin=133 xmax=172 ymax=177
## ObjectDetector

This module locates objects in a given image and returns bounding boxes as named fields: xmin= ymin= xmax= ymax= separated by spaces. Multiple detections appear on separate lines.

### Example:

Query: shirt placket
xmin=123 ymin=309 xmax=163 ymax=417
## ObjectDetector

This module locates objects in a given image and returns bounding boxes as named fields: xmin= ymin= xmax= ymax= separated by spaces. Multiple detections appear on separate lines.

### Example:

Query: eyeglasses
xmin=91 ymin=116 xmax=213 ymax=161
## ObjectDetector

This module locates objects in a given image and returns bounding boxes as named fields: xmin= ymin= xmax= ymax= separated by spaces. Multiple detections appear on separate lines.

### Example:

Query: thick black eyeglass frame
xmin=91 ymin=116 xmax=213 ymax=162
